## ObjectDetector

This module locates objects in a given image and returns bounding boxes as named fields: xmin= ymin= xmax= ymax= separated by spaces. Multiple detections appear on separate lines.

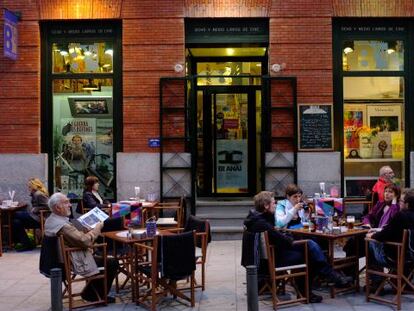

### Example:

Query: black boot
xmin=309 ymin=291 xmax=323 ymax=303
xmin=327 ymin=271 xmax=353 ymax=288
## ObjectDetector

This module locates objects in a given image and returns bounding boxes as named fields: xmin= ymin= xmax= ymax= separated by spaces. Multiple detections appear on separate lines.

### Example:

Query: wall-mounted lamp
xmin=271 ymin=63 xmax=286 ymax=73
xmin=387 ymin=41 xmax=397 ymax=54
xmin=174 ymin=63 xmax=184 ymax=73
xmin=343 ymin=41 xmax=354 ymax=54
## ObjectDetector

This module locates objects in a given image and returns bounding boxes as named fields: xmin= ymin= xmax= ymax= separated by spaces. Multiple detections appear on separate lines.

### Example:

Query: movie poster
xmin=344 ymin=105 xmax=365 ymax=151
xmin=58 ymin=118 xmax=96 ymax=198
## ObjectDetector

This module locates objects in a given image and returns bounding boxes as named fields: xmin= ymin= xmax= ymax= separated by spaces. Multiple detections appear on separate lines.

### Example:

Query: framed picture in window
xmin=367 ymin=104 xmax=402 ymax=132
xmin=68 ymin=96 xmax=113 ymax=118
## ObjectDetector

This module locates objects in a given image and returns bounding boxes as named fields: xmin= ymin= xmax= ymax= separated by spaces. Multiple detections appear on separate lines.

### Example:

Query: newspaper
xmin=77 ymin=207 xmax=109 ymax=229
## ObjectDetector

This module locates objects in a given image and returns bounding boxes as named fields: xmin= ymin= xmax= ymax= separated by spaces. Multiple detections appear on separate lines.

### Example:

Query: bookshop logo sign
xmin=4 ymin=9 xmax=18 ymax=60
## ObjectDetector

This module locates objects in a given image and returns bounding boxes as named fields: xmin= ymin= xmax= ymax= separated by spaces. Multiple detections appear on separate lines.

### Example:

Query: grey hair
xmin=379 ymin=165 xmax=392 ymax=177
xmin=48 ymin=192 xmax=67 ymax=211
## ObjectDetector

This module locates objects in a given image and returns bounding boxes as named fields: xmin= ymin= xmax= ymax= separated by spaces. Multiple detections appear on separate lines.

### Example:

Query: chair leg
xmin=202 ymin=262 xmax=205 ymax=291
xmin=397 ymin=275 xmax=402 ymax=310
xmin=270 ymin=277 xmax=277 ymax=310
xmin=191 ymin=271 xmax=195 ymax=307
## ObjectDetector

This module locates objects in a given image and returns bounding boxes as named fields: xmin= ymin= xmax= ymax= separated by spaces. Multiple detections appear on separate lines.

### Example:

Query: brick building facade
xmin=0 ymin=0 xmax=413 ymax=207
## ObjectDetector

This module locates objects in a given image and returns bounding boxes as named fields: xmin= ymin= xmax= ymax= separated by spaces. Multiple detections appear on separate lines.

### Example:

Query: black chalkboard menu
xmin=298 ymin=104 xmax=333 ymax=151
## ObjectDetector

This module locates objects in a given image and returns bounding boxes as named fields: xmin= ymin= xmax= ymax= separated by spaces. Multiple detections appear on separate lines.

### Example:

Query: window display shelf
xmin=344 ymin=158 xmax=403 ymax=163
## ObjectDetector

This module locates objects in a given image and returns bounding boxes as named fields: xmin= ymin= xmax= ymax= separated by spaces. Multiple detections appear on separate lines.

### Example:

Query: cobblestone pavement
xmin=1 ymin=240 xmax=414 ymax=310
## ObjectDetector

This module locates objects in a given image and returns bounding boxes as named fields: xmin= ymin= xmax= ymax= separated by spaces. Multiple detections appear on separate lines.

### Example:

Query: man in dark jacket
xmin=368 ymin=188 xmax=414 ymax=266
xmin=244 ymin=191 xmax=352 ymax=303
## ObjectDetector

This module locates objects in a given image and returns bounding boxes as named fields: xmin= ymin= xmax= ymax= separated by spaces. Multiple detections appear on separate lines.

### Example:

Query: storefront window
xmin=343 ymin=76 xmax=405 ymax=196
xmin=52 ymin=78 xmax=114 ymax=199
xmin=197 ymin=62 xmax=262 ymax=86
xmin=52 ymin=42 xmax=113 ymax=73
xmin=342 ymin=40 xmax=404 ymax=71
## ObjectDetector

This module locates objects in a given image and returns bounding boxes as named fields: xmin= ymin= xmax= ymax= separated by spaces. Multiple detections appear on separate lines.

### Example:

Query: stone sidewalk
xmin=1 ymin=240 xmax=414 ymax=311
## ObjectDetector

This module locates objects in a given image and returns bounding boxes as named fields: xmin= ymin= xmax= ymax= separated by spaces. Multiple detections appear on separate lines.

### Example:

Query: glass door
xmin=204 ymin=89 xmax=256 ymax=195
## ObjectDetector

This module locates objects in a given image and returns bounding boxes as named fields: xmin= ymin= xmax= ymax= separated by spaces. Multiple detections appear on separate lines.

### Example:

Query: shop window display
xmin=52 ymin=79 xmax=114 ymax=200
xmin=343 ymin=77 xmax=405 ymax=196
xmin=52 ymin=42 xmax=113 ymax=73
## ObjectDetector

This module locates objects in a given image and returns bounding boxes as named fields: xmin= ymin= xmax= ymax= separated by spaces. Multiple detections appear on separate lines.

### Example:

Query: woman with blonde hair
xmin=13 ymin=178 xmax=49 ymax=251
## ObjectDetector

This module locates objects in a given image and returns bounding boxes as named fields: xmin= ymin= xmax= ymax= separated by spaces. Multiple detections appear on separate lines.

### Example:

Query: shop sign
xmin=46 ymin=20 xmax=116 ymax=38
xmin=186 ymin=18 xmax=268 ymax=44
xmin=339 ymin=22 xmax=406 ymax=34
xmin=148 ymin=138 xmax=160 ymax=148
xmin=3 ymin=9 xmax=18 ymax=60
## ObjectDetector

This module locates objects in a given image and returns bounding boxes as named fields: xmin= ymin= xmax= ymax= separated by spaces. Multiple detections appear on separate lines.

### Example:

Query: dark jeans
xmin=276 ymin=240 xmax=334 ymax=291
xmin=81 ymin=256 xmax=119 ymax=301
xmin=367 ymin=241 xmax=388 ymax=283
xmin=12 ymin=211 xmax=40 ymax=246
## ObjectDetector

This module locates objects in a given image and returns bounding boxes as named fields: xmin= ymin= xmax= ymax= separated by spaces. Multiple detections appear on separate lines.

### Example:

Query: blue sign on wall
xmin=4 ymin=9 xmax=18 ymax=60
xmin=148 ymin=138 xmax=160 ymax=148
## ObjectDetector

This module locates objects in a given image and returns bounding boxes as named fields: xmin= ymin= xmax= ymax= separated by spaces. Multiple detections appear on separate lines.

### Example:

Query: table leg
xmin=7 ymin=212 xmax=13 ymax=249
xmin=328 ymin=239 xmax=335 ymax=298
xmin=355 ymin=236 xmax=360 ymax=292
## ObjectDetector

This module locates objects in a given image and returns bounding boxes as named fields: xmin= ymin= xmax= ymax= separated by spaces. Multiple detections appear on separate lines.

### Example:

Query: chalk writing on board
xmin=299 ymin=104 xmax=333 ymax=150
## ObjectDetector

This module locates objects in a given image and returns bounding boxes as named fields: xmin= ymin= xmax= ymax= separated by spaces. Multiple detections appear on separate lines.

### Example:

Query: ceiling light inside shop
xmin=226 ymin=48 xmax=235 ymax=56
xmin=82 ymin=79 xmax=100 ymax=91
xmin=56 ymin=43 xmax=69 ymax=56
xmin=84 ymin=46 xmax=92 ymax=56
xmin=105 ymin=43 xmax=113 ymax=56
xmin=387 ymin=41 xmax=397 ymax=54
xmin=343 ymin=41 xmax=354 ymax=54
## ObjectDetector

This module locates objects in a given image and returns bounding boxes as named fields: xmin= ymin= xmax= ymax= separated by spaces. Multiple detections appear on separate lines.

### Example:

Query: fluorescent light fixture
xmin=226 ymin=48 xmax=235 ymax=56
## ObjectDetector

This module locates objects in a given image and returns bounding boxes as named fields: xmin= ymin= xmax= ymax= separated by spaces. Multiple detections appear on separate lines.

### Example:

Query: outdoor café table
xmin=0 ymin=202 xmax=27 ymax=249
xmin=285 ymin=227 xmax=369 ymax=298
xmin=101 ymin=228 xmax=174 ymax=300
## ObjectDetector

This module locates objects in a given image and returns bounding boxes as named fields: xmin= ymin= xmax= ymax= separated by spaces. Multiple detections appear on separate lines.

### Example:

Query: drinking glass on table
xmin=346 ymin=215 xmax=355 ymax=229
xmin=301 ymin=195 xmax=311 ymax=230
xmin=134 ymin=186 xmax=140 ymax=201
xmin=301 ymin=212 xmax=310 ymax=231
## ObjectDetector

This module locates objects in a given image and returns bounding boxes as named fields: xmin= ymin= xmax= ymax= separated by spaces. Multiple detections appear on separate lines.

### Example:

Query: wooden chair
xmin=133 ymin=231 xmax=196 ymax=310
xmin=365 ymin=230 xmax=414 ymax=310
xmin=264 ymin=231 xmax=309 ymax=310
xmin=148 ymin=196 xmax=185 ymax=228
xmin=184 ymin=215 xmax=211 ymax=290
xmin=59 ymin=235 xmax=108 ymax=310
xmin=39 ymin=209 xmax=51 ymax=237
xmin=241 ymin=230 xmax=309 ymax=309
xmin=76 ymin=199 xmax=112 ymax=216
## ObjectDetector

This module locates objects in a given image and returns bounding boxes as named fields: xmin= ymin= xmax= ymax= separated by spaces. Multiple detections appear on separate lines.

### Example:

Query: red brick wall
xmin=0 ymin=1 xmax=41 ymax=153
xmin=122 ymin=0 xmax=185 ymax=151
xmin=1 ymin=0 xmax=413 ymax=153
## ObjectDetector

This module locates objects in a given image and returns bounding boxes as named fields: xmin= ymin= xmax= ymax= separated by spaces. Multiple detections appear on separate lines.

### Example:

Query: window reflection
xmin=197 ymin=62 xmax=262 ymax=86
xmin=52 ymin=42 xmax=113 ymax=73
xmin=342 ymin=40 xmax=404 ymax=71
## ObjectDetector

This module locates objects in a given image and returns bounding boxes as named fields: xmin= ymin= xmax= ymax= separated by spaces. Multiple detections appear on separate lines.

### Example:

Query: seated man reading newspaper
xmin=44 ymin=193 xmax=118 ymax=303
